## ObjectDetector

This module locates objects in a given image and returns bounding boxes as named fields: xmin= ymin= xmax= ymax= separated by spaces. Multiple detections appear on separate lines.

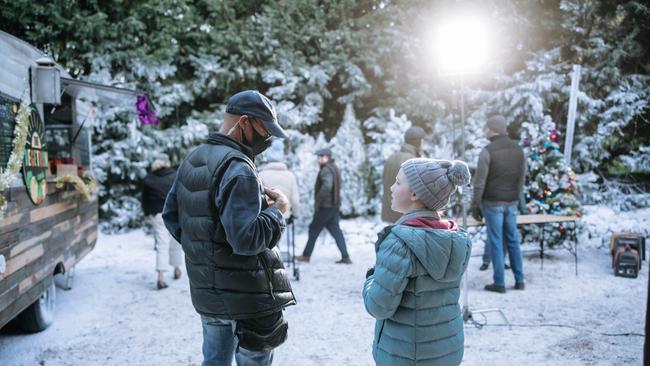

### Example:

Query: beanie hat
xmin=401 ymin=158 xmax=471 ymax=211
xmin=265 ymin=139 xmax=285 ymax=162
xmin=315 ymin=147 xmax=333 ymax=157
xmin=404 ymin=126 xmax=426 ymax=146
xmin=486 ymin=115 xmax=508 ymax=135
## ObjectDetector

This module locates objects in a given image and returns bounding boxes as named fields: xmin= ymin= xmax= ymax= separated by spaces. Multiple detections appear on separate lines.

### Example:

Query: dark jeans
xmin=302 ymin=207 xmax=349 ymax=258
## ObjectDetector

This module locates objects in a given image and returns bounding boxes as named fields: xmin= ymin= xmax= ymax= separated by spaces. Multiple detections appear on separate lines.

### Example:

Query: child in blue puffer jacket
xmin=363 ymin=158 xmax=472 ymax=366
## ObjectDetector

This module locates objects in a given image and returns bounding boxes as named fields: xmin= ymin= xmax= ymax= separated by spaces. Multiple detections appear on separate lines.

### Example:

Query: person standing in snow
xmin=259 ymin=139 xmax=301 ymax=222
xmin=470 ymin=115 xmax=526 ymax=293
xmin=295 ymin=147 xmax=351 ymax=264
xmin=163 ymin=90 xmax=296 ymax=366
xmin=141 ymin=153 xmax=183 ymax=290
xmin=381 ymin=126 xmax=426 ymax=223
xmin=363 ymin=158 xmax=472 ymax=366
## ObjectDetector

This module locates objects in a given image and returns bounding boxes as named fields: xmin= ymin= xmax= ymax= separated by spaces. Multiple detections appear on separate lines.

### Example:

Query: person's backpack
xmin=613 ymin=244 xmax=640 ymax=278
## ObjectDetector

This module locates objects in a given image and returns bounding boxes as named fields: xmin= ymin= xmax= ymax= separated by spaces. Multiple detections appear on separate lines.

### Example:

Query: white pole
xmin=564 ymin=64 xmax=581 ymax=165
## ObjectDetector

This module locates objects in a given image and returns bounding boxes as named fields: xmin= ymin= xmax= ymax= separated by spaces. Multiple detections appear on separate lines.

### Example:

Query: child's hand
xmin=365 ymin=267 xmax=375 ymax=278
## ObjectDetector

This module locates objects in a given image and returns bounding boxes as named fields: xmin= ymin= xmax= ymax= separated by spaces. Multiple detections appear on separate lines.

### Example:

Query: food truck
xmin=0 ymin=31 xmax=136 ymax=331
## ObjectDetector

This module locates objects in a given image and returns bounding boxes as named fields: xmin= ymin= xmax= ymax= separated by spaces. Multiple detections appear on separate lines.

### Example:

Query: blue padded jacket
xmin=363 ymin=210 xmax=471 ymax=366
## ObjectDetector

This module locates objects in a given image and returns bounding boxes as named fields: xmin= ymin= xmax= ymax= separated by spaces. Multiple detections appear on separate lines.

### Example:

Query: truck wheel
xmin=16 ymin=277 xmax=56 ymax=332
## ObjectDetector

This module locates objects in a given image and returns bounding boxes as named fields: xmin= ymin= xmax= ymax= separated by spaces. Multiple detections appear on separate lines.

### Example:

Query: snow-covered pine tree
xmin=364 ymin=108 xmax=413 ymax=214
xmin=332 ymin=104 xmax=370 ymax=216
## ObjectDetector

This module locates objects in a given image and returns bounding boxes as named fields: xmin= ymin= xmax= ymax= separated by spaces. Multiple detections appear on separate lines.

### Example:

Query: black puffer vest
xmin=175 ymin=137 xmax=295 ymax=320
xmin=484 ymin=135 xmax=525 ymax=202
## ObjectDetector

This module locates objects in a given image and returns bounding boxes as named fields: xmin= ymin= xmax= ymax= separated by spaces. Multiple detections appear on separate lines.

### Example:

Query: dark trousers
xmin=302 ymin=207 xmax=349 ymax=258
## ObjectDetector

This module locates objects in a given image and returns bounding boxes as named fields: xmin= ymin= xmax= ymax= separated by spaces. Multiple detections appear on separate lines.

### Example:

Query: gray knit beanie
xmin=401 ymin=158 xmax=471 ymax=211
xmin=486 ymin=115 xmax=508 ymax=135
xmin=404 ymin=126 xmax=426 ymax=146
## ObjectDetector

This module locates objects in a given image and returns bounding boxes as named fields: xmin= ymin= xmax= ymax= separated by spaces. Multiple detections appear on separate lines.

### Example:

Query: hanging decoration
xmin=55 ymin=174 xmax=97 ymax=201
xmin=0 ymin=100 xmax=31 ymax=216
xmin=22 ymin=105 xmax=48 ymax=205
xmin=136 ymin=94 xmax=159 ymax=126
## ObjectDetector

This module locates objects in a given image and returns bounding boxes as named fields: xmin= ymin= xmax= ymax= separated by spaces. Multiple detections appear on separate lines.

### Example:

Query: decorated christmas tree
xmin=521 ymin=116 xmax=582 ymax=246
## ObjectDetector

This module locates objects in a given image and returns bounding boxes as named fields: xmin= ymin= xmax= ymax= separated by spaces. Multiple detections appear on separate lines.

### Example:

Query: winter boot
xmin=484 ymin=284 xmax=506 ymax=293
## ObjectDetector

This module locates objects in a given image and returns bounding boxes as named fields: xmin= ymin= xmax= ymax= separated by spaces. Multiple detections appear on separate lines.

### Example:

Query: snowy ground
xmin=0 ymin=206 xmax=647 ymax=365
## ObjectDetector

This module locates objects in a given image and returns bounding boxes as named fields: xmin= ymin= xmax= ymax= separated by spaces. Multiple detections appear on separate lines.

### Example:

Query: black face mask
xmin=246 ymin=129 xmax=273 ymax=156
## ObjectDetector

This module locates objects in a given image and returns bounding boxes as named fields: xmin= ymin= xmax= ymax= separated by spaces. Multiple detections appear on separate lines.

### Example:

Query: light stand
xmin=456 ymin=76 xmax=510 ymax=327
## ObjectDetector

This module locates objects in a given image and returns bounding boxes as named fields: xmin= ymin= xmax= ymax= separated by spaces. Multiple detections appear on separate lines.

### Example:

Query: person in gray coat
xmin=381 ymin=126 xmax=425 ymax=223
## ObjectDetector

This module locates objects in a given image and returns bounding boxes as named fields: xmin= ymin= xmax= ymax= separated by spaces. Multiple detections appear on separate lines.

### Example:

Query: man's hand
xmin=264 ymin=187 xmax=289 ymax=214
xmin=471 ymin=203 xmax=483 ymax=222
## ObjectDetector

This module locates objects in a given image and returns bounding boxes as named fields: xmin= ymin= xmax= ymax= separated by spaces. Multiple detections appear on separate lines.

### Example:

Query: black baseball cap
xmin=226 ymin=90 xmax=287 ymax=138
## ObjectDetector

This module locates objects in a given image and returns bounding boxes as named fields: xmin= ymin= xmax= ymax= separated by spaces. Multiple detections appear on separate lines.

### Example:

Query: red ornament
xmin=550 ymin=129 xmax=560 ymax=142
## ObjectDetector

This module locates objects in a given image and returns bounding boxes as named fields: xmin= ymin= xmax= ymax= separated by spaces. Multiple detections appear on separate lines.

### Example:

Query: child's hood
xmin=390 ymin=220 xmax=471 ymax=282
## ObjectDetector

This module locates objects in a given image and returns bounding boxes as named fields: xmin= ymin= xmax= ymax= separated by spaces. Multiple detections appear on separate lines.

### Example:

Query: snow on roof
xmin=0 ymin=30 xmax=137 ymax=108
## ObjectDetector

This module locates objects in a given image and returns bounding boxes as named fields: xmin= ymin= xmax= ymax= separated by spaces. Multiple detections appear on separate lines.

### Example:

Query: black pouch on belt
xmin=235 ymin=311 xmax=288 ymax=352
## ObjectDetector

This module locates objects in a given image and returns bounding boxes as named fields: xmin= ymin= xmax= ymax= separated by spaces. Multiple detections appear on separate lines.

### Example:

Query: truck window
xmin=0 ymin=94 xmax=18 ymax=170
xmin=44 ymin=93 xmax=73 ymax=167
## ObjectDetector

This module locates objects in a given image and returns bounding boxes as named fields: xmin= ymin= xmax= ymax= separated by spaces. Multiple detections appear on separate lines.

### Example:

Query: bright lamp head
xmin=432 ymin=15 xmax=491 ymax=75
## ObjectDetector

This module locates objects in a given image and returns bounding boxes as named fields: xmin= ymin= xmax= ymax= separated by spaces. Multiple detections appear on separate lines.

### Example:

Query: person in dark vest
xmin=163 ymin=90 xmax=296 ymax=366
xmin=295 ymin=148 xmax=351 ymax=264
xmin=381 ymin=126 xmax=426 ymax=223
xmin=142 ymin=153 xmax=183 ymax=290
xmin=471 ymin=115 xmax=527 ymax=293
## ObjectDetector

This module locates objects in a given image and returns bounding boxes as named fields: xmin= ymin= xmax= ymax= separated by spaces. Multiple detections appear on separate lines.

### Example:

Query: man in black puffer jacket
xmin=163 ymin=90 xmax=295 ymax=365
